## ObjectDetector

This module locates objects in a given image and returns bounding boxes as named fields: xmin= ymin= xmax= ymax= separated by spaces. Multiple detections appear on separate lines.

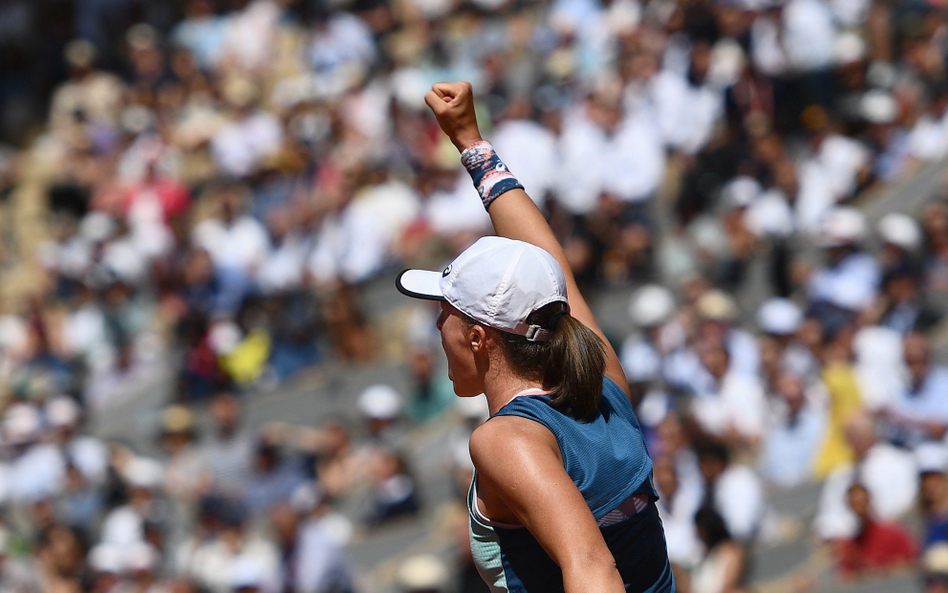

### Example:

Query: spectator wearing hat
xmin=877 ymin=212 xmax=923 ymax=273
xmin=100 ymin=455 xmax=166 ymax=547
xmin=159 ymin=406 xmax=203 ymax=502
xmin=755 ymin=297 xmax=819 ymax=384
xmin=806 ymin=207 xmax=881 ymax=315
xmin=834 ymin=482 xmax=918 ymax=580
xmin=197 ymin=392 xmax=254 ymax=499
xmin=665 ymin=288 xmax=760 ymax=399
xmin=879 ymin=332 xmax=948 ymax=451
xmin=46 ymin=395 xmax=109 ymax=487
xmin=48 ymin=39 xmax=125 ymax=139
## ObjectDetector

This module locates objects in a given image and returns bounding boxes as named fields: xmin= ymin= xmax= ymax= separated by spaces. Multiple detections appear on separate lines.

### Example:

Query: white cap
xmin=877 ymin=212 xmax=921 ymax=251
xmin=756 ymin=298 xmax=803 ymax=335
xmin=89 ymin=544 xmax=126 ymax=574
xmin=628 ymin=285 xmax=675 ymax=327
xmin=860 ymin=89 xmax=898 ymax=124
xmin=357 ymin=384 xmax=403 ymax=420
xmin=820 ymin=207 xmax=866 ymax=247
xmin=3 ymin=404 xmax=40 ymax=443
xmin=396 ymin=554 xmax=449 ymax=591
xmin=396 ymin=237 xmax=568 ymax=342
xmin=834 ymin=31 xmax=866 ymax=65
xmin=124 ymin=457 xmax=164 ymax=490
xmin=46 ymin=396 xmax=80 ymax=428
xmin=722 ymin=176 xmax=762 ymax=209
xmin=695 ymin=289 xmax=738 ymax=323
xmin=917 ymin=443 xmax=948 ymax=474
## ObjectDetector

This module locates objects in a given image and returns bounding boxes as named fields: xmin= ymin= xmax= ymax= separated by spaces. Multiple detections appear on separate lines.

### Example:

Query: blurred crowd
xmin=1 ymin=0 xmax=948 ymax=591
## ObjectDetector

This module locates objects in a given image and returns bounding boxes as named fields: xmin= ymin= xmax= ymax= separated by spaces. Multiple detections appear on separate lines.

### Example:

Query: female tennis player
xmin=396 ymin=81 xmax=674 ymax=593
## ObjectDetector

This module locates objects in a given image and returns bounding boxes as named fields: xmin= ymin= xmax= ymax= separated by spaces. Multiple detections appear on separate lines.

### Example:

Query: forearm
xmin=562 ymin=557 xmax=626 ymax=593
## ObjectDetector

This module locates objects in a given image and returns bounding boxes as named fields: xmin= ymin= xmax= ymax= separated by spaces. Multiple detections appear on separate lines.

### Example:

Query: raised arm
xmin=425 ymin=81 xmax=630 ymax=396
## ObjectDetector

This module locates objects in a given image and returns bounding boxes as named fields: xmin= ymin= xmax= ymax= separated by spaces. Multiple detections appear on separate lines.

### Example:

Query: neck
xmin=483 ymin=373 xmax=545 ymax=416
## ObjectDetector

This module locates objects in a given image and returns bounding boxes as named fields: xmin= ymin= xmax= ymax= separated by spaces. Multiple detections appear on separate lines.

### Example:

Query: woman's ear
xmin=469 ymin=324 xmax=488 ymax=353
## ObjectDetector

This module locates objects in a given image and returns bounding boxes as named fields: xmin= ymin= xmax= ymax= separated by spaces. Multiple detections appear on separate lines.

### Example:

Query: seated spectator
xmin=759 ymin=371 xmax=825 ymax=489
xmin=244 ymin=435 xmax=308 ymax=515
xmin=689 ymin=507 xmax=748 ymax=593
xmin=880 ymin=332 xmax=948 ymax=450
xmin=806 ymin=207 xmax=880 ymax=314
xmin=687 ymin=337 xmax=767 ymax=453
xmin=694 ymin=441 xmax=767 ymax=545
xmin=834 ymin=483 xmax=917 ymax=580
xmin=814 ymin=411 xmax=918 ymax=541
xmin=919 ymin=445 xmax=948 ymax=549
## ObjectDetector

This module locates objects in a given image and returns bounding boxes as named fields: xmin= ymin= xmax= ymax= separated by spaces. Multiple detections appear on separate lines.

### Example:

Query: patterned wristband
xmin=460 ymin=141 xmax=525 ymax=210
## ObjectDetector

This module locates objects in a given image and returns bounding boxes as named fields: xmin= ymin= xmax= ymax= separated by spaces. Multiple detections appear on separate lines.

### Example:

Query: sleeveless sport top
xmin=468 ymin=377 xmax=674 ymax=593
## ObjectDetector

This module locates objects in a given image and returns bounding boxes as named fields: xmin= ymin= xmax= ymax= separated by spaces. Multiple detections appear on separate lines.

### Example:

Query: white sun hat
xmin=628 ymin=284 xmax=675 ymax=328
xmin=877 ymin=212 xmax=921 ymax=251
xmin=396 ymin=236 xmax=568 ymax=342
xmin=756 ymin=298 xmax=803 ymax=336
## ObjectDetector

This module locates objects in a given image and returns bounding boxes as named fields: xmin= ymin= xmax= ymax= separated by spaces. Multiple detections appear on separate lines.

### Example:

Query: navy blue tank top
xmin=468 ymin=377 xmax=673 ymax=593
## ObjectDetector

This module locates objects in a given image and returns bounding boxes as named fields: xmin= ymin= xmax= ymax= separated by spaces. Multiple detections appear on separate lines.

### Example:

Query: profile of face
xmin=436 ymin=302 xmax=485 ymax=398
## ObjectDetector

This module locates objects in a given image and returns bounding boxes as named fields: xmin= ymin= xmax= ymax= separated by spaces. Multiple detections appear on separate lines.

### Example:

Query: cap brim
xmin=396 ymin=269 xmax=446 ymax=301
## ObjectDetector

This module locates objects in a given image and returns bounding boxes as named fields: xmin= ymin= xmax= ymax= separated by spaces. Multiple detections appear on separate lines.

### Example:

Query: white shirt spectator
xmin=192 ymin=215 xmax=270 ymax=278
xmin=711 ymin=463 xmax=767 ymax=542
xmin=744 ymin=188 xmax=796 ymax=238
xmin=8 ymin=443 xmax=66 ymax=502
xmin=907 ymin=112 xmax=948 ymax=162
xmin=782 ymin=0 xmax=837 ymax=72
xmin=210 ymin=110 xmax=283 ymax=179
xmin=807 ymin=251 xmax=881 ymax=311
xmin=491 ymin=119 xmax=561 ymax=205
xmin=258 ymin=233 xmax=309 ymax=295
xmin=294 ymin=516 xmax=353 ymax=593
xmin=883 ymin=365 xmax=948 ymax=449
xmin=308 ymin=203 xmax=388 ymax=285
xmin=650 ymin=69 xmax=724 ymax=155
xmin=217 ymin=0 xmax=283 ymax=73
xmin=760 ymin=397 xmax=826 ymax=488
xmin=423 ymin=173 xmax=492 ymax=235
xmin=813 ymin=443 xmax=918 ymax=540
xmin=853 ymin=325 xmax=905 ymax=411
xmin=603 ymin=110 xmax=666 ymax=203
xmin=690 ymin=370 xmax=768 ymax=441
xmin=811 ymin=133 xmax=870 ymax=201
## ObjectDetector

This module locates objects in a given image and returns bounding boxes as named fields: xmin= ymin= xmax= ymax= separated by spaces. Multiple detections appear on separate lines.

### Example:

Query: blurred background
xmin=2 ymin=0 xmax=948 ymax=592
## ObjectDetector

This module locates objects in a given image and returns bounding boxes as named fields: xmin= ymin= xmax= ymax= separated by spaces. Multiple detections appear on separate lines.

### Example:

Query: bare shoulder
xmin=469 ymin=415 xmax=560 ymax=475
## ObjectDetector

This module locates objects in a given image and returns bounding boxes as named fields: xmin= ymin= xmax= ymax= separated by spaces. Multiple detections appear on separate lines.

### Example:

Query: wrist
xmin=453 ymin=132 xmax=484 ymax=152
xmin=460 ymin=141 xmax=524 ymax=210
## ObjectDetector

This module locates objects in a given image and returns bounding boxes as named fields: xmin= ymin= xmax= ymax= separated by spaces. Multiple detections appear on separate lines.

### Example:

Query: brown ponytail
xmin=495 ymin=302 xmax=606 ymax=420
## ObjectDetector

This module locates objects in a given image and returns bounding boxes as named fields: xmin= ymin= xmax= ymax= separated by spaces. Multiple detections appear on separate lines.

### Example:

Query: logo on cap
xmin=442 ymin=265 xmax=452 ymax=277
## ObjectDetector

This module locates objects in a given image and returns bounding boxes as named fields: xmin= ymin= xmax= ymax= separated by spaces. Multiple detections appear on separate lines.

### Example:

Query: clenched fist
xmin=424 ymin=81 xmax=484 ymax=152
